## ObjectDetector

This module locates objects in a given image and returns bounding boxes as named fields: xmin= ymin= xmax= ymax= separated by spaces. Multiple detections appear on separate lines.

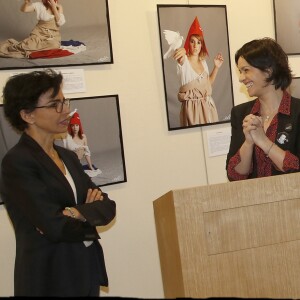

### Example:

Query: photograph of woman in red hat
xmin=63 ymin=111 xmax=102 ymax=178
xmin=158 ymin=5 xmax=234 ymax=130
xmin=173 ymin=16 xmax=224 ymax=126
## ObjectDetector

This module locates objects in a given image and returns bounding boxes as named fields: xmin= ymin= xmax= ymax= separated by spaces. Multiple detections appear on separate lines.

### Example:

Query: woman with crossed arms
xmin=0 ymin=69 xmax=116 ymax=296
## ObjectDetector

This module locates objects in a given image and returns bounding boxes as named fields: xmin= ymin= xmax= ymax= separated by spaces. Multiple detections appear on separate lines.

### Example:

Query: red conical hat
xmin=184 ymin=16 xmax=209 ymax=56
xmin=68 ymin=112 xmax=83 ymax=135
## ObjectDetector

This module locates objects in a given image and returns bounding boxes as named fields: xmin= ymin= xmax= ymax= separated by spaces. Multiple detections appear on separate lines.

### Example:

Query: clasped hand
xmin=242 ymin=114 xmax=266 ymax=146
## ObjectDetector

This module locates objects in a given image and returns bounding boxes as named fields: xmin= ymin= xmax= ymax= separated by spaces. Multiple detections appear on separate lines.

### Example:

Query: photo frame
xmin=273 ymin=0 xmax=300 ymax=55
xmin=157 ymin=5 xmax=234 ymax=131
xmin=0 ymin=95 xmax=126 ymax=205
xmin=0 ymin=0 xmax=113 ymax=70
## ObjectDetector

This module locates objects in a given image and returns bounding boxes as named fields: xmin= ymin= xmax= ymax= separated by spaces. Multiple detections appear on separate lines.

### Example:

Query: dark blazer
xmin=0 ymin=133 xmax=116 ymax=297
xmin=226 ymin=96 xmax=300 ymax=179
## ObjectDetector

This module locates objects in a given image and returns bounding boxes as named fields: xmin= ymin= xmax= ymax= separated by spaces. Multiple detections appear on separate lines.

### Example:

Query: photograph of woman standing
xmin=173 ymin=16 xmax=224 ymax=126
xmin=158 ymin=5 xmax=233 ymax=130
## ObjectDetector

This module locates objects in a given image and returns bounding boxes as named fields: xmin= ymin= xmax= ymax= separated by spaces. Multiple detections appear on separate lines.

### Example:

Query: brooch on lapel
xmin=277 ymin=132 xmax=289 ymax=145
xmin=284 ymin=123 xmax=292 ymax=132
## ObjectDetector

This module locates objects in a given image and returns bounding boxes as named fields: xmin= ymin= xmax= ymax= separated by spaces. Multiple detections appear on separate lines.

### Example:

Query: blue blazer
xmin=0 ymin=133 xmax=116 ymax=296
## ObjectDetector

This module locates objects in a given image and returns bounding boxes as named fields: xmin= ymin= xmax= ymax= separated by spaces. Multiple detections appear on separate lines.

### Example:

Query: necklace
xmin=49 ymin=149 xmax=66 ymax=175
xmin=48 ymin=149 xmax=58 ymax=160
xmin=261 ymin=111 xmax=277 ymax=123
xmin=50 ymin=151 xmax=56 ymax=158
xmin=260 ymin=105 xmax=279 ymax=123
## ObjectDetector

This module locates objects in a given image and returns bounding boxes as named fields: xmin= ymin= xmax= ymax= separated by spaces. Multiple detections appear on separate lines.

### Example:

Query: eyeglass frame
xmin=33 ymin=98 xmax=71 ymax=113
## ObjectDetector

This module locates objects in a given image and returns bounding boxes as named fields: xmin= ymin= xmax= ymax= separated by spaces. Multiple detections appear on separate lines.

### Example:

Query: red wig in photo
xmin=184 ymin=16 xmax=209 ymax=57
xmin=68 ymin=112 xmax=84 ymax=139
xmin=42 ymin=0 xmax=58 ymax=9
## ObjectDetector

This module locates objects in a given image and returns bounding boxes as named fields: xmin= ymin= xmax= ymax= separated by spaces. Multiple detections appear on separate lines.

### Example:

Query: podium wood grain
xmin=153 ymin=172 xmax=300 ymax=298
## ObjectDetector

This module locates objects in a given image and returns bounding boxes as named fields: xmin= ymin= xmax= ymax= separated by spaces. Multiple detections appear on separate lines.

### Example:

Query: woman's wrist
xmin=64 ymin=207 xmax=86 ymax=222
xmin=264 ymin=142 xmax=275 ymax=157
xmin=65 ymin=207 xmax=76 ymax=218
xmin=244 ymin=140 xmax=255 ymax=148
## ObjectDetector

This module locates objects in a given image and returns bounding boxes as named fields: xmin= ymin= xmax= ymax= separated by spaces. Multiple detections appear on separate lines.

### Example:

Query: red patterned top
xmin=227 ymin=91 xmax=299 ymax=180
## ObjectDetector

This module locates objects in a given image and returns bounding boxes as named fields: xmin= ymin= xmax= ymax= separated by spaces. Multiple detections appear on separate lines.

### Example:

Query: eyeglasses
xmin=34 ymin=98 xmax=70 ymax=113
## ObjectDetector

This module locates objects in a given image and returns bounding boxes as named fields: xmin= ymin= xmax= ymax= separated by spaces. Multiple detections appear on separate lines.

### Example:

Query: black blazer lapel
xmin=21 ymin=133 xmax=76 ymax=205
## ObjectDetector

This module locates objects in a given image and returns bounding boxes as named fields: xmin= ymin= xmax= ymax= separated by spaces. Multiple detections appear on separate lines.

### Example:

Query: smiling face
xmin=237 ymin=56 xmax=272 ymax=98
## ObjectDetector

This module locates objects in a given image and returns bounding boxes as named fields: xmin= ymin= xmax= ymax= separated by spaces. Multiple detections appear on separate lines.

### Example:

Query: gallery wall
xmin=1 ymin=0 xmax=300 ymax=298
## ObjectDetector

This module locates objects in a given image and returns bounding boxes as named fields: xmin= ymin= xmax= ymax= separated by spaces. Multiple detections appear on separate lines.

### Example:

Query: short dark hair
xmin=3 ymin=69 xmax=63 ymax=131
xmin=235 ymin=37 xmax=292 ymax=90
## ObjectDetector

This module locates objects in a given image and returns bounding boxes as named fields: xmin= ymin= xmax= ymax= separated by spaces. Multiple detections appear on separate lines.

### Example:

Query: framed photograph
xmin=273 ymin=0 xmax=300 ymax=55
xmin=157 ymin=5 xmax=234 ymax=131
xmin=0 ymin=95 xmax=126 ymax=205
xmin=289 ymin=77 xmax=300 ymax=98
xmin=0 ymin=0 xmax=113 ymax=70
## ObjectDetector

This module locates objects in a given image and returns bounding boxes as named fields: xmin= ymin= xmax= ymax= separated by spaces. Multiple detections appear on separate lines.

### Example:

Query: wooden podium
xmin=153 ymin=172 xmax=300 ymax=298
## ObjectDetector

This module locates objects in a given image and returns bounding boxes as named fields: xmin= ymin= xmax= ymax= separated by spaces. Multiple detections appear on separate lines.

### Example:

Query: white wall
xmin=1 ymin=0 xmax=299 ymax=298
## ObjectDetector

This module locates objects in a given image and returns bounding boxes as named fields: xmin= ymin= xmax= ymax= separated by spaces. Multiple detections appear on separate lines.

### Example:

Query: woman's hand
xmin=173 ymin=47 xmax=186 ymax=64
xmin=21 ymin=0 xmax=33 ymax=12
xmin=249 ymin=116 xmax=270 ymax=147
xmin=48 ymin=0 xmax=63 ymax=14
xmin=48 ymin=0 xmax=56 ymax=8
xmin=85 ymin=188 xmax=103 ymax=203
xmin=214 ymin=52 xmax=224 ymax=68
xmin=243 ymin=114 xmax=270 ymax=147
xmin=61 ymin=189 xmax=103 ymax=222
xmin=242 ymin=114 xmax=260 ymax=145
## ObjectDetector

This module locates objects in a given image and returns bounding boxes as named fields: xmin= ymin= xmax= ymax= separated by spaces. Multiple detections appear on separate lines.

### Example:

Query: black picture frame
xmin=157 ymin=5 xmax=234 ymax=131
xmin=0 ymin=95 xmax=126 ymax=205
xmin=0 ymin=0 xmax=113 ymax=70
xmin=273 ymin=0 xmax=300 ymax=55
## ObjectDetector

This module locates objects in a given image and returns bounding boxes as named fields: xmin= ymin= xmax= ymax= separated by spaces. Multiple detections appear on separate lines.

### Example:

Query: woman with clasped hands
xmin=0 ymin=69 xmax=116 ymax=296
xmin=226 ymin=38 xmax=300 ymax=180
